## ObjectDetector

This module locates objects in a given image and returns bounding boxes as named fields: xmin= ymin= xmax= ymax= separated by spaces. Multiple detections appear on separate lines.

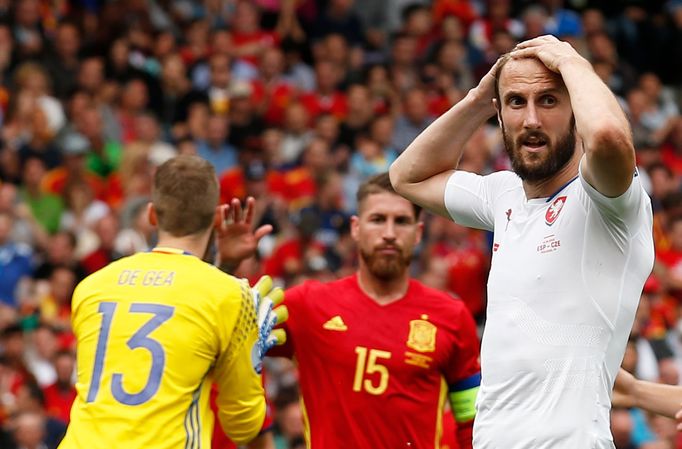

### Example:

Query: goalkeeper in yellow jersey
xmin=59 ymin=155 xmax=285 ymax=449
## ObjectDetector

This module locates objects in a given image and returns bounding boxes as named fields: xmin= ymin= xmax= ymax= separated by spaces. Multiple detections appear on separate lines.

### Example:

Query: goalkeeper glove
xmin=251 ymin=275 xmax=287 ymax=373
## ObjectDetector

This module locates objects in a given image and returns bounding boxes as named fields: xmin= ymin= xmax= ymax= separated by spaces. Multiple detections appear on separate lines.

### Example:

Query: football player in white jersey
xmin=390 ymin=35 xmax=655 ymax=449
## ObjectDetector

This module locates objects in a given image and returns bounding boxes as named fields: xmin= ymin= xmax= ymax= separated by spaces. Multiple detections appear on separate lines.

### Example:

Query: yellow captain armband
xmin=448 ymin=372 xmax=481 ymax=422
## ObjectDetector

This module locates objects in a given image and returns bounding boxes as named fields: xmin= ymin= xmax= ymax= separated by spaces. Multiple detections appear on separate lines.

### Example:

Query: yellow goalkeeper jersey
xmin=59 ymin=247 xmax=265 ymax=449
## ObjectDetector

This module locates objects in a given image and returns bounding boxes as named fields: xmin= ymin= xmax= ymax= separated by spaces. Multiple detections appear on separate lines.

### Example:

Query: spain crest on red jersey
xmin=407 ymin=315 xmax=437 ymax=353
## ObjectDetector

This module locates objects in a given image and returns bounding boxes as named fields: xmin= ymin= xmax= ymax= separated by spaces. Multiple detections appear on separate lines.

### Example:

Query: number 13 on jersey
xmin=86 ymin=302 xmax=175 ymax=406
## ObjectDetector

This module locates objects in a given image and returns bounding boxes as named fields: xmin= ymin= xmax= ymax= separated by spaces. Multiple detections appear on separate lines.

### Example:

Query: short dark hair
xmin=356 ymin=173 xmax=421 ymax=219
xmin=152 ymin=155 xmax=219 ymax=237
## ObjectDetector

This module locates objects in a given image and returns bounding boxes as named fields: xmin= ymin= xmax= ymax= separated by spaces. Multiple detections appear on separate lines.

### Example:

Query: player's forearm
xmin=456 ymin=420 xmax=474 ymax=449
xmin=631 ymin=379 xmax=682 ymax=419
xmin=390 ymin=91 xmax=493 ymax=191
xmin=559 ymin=57 xmax=631 ymax=148
xmin=220 ymin=402 xmax=267 ymax=446
xmin=559 ymin=56 xmax=635 ymax=196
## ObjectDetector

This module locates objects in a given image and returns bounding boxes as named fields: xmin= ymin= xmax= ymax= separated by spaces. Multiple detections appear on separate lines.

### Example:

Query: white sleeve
xmin=578 ymin=158 xmax=650 ymax=228
xmin=443 ymin=171 xmax=518 ymax=232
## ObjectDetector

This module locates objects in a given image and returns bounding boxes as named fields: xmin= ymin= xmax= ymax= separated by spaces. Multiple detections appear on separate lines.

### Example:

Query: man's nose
xmin=382 ymin=220 xmax=397 ymax=239
xmin=523 ymin=103 xmax=541 ymax=129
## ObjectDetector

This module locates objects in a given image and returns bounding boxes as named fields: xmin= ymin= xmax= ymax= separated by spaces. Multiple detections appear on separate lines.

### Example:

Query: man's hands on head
xmin=470 ymin=57 xmax=503 ymax=117
xmin=510 ymin=35 xmax=588 ymax=74
xmin=214 ymin=197 xmax=273 ymax=271
xmin=251 ymin=275 xmax=287 ymax=374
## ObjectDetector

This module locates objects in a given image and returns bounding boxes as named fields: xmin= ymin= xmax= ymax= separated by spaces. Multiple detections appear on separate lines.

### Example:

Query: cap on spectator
xmin=60 ymin=132 xmax=90 ymax=156
xmin=643 ymin=275 xmax=661 ymax=294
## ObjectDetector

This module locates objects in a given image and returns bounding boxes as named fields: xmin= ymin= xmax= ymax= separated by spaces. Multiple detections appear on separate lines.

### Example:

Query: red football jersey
xmin=276 ymin=274 xmax=480 ymax=449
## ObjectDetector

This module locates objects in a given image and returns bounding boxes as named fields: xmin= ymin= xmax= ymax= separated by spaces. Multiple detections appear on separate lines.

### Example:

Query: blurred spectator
xmin=468 ymin=0 xmax=523 ymax=54
xmin=521 ymin=5 xmax=550 ymax=40
xmin=228 ymin=81 xmax=265 ymax=150
xmin=37 ymin=266 xmax=76 ymax=333
xmin=231 ymin=1 xmax=280 ymax=67
xmin=42 ymin=131 xmax=105 ymax=201
xmin=179 ymin=19 xmax=211 ymax=71
xmin=301 ymin=171 xmax=350 ymax=246
xmin=11 ymin=382 xmax=67 ymax=449
xmin=132 ymin=112 xmax=176 ymax=165
xmin=18 ymin=157 xmax=63 ymax=235
xmin=42 ymin=21 xmax=82 ymax=101
xmin=660 ymin=117 xmax=682 ymax=178
xmin=586 ymin=31 xmax=637 ymax=96
xmin=311 ymin=0 xmax=365 ymax=48
xmin=656 ymin=215 xmax=682 ymax=302
xmin=195 ymin=114 xmax=238 ymax=176
xmin=114 ymin=196 xmax=154 ymax=256
xmin=541 ymin=0 xmax=583 ymax=38
xmin=338 ymin=84 xmax=374 ymax=148
xmin=646 ymin=162 xmax=679 ymax=212
xmin=388 ymin=32 xmax=420 ymax=92
xmin=58 ymin=179 xmax=109 ymax=255
xmin=24 ymin=325 xmax=58 ymax=388
xmin=0 ymin=212 xmax=33 ymax=307
xmin=11 ymin=0 xmax=46 ymax=61
xmin=158 ymin=53 xmax=193 ymax=129
xmin=0 ymin=324 xmax=34 ymax=398
xmin=272 ymin=385 xmax=304 ymax=449
xmin=280 ymin=38 xmax=315 ymax=93
xmin=115 ymin=78 xmax=150 ymax=144
xmin=75 ymin=106 xmax=122 ymax=178
xmin=32 ymin=231 xmax=84 ymax=281
xmin=41 ymin=350 xmax=75 ymax=425
xmin=252 ymin=47 xmax=296 ymax=127
xmin=80 ymin=213 xmax=121 ymax=275
xmin=279 ymin=102 xmax=313 ymax=165
xmin=300 ymin=60 xmax=348 ymax=121
xmin=13 ymin=63 xmax=65 ymax=141
xmin=422 ymin=215 xmax=489 ymax=321
xmin=263 ymin=207 xmax=326 ymax=286
xmin=349 ymin=134 xmax=397 ymax=181
xmin=392 ymin=87 xmax=435 ymax=152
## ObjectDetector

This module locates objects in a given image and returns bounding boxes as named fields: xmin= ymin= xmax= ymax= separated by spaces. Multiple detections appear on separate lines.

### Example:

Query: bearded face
xmin=352 ymin=191 xmax=421 ymax=282
xmin=359 ymin=243 xmax=412 ymax=281
xmin=502 ymin=115 xmax=577 ymax=182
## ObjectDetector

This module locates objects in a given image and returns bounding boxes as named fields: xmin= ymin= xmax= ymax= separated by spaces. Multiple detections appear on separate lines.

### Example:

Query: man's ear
xmin=350 ymin=215 xmax=359 ymax=242
xmin=493 ymin=98 xmax=502 ymax=129
xmin=147 ymin=202 xmax=157 ymax=227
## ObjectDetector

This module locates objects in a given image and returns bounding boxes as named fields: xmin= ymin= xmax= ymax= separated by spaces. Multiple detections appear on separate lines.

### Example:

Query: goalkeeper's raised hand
xmin=251 ymin=275 xmax=287 ymax=373
xmin=214 ymin=197 xmax=272 ymax=272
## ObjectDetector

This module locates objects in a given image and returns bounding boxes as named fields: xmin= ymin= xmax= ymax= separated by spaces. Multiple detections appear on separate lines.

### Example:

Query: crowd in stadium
xmin=0 ymin=0 xmax=681 ymax=448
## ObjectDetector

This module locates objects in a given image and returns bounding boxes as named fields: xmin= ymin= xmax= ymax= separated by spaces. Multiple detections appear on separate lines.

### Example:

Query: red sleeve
xmin=445 ymin=302 xmax=480 ymax=449
xmin=444 ymin=302 xmax=481 ymax=385
xmin=456 ymin=420 xmax=473 ymax=449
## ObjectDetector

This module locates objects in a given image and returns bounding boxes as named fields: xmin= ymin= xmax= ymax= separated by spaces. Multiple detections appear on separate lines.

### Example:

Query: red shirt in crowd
xmin=43 ymin=382 xmax=77 ymax=424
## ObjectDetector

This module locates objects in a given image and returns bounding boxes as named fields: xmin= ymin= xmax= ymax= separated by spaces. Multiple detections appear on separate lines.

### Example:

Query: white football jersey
xmin=444 ymin=162 xmax=654 ymax=449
